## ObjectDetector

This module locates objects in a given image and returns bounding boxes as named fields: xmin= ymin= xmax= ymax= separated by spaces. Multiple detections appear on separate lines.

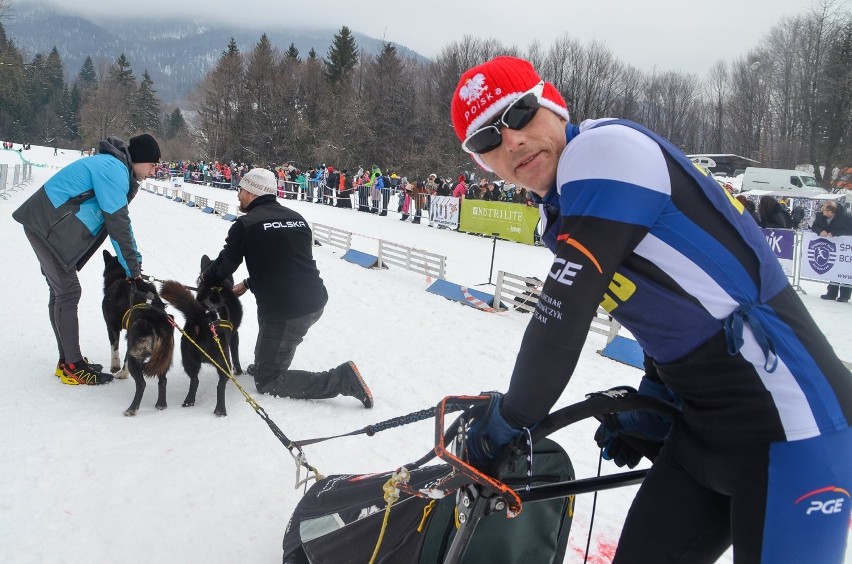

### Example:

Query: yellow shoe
xmin=56 ymin=363 xmax=80 ymax=385
xmin=62 ymin=360 xmax=113 ymax=386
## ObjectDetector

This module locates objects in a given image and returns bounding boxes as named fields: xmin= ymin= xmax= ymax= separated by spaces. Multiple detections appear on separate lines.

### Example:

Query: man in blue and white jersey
xmin=452 ymin=56 xmax=851 ymax=563
xmin=14 ymin=134 xmax=160 ymax=385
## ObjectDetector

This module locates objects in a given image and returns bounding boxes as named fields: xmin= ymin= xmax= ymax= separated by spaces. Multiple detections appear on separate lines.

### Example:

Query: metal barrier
xmin=377 ymin=240 xmax=446 ymax=280
xmin=214 ymin=201 xmax=230 ymax=216
xmin=493 ymin=270 xmax=621 ymax=343
xmin=0 ymin=164 xmax=8 ymax=199
xmin=279 ymin=180 xmax=302 ymax=199
xmin=312 ymin=223 xmax=352 ymax=251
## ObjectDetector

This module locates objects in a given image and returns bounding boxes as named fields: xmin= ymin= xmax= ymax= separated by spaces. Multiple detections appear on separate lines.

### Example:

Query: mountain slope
xmin=5 ymin=1 xmax=426 ymax=104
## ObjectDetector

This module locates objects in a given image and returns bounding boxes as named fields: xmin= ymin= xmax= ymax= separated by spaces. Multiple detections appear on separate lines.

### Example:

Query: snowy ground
xmin=0 ymin=145 xmax=849 ymax=563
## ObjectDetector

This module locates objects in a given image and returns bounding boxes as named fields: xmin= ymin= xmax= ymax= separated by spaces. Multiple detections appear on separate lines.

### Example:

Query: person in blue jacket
xmin=451 ymin=57 xmax=851 ymax=563
xmin=14 ymin=134 xmax=161 ymax=385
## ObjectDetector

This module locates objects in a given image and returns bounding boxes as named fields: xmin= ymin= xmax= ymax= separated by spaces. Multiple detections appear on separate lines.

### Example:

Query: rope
xmin=165 ymin=316 xmax=323 ymax=487
xmin=460 ymin=286 xmax=495 ymax=312
xmin=141 ymin=273 xmax=198 ymax=292
xmin=584 ymin=450 xmax=604 ymax=564
xmin=368 ymin=468 xmax=410 ymax=564
xmin=294 ymin=403 xmax=467 ymax=448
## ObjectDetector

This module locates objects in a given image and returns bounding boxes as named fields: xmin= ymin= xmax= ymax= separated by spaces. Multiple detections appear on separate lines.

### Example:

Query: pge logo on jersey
xmin=807 ymin=238 xmax=836 ymax=275
xmin=795 ymin=486 xmax=850 ymax=516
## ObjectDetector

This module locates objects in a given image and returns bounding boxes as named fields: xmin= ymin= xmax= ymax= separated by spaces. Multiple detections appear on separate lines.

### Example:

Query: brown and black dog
xmin=101 ymin=250 xmax=174 ymax=416
xmin=159 ymin=255 xmax=242 ymax=416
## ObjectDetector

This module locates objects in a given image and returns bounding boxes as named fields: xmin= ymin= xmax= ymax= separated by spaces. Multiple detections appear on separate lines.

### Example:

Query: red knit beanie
xmin=451 ymin=56 xmax=570 ymax=170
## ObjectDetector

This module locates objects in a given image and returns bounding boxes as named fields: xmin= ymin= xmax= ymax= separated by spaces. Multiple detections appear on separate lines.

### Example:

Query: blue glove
xmin=594 ymin=377 xmax=680 ymax=468
xmin=466 ymin=393 xmax=523 ymax=471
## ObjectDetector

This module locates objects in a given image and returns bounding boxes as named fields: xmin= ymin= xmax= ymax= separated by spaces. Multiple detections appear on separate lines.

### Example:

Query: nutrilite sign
xmin=459 ymin=200 xmax=540 ymax=245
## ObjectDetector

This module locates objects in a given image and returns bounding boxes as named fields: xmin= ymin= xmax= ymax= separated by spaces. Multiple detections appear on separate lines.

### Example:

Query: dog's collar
xmin=122 ymin=303 xmax=151 ymax=330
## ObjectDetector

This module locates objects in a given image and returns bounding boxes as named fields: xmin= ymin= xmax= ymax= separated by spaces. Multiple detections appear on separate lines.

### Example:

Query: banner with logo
xmin=799 ymin=232 xmax=852 ymax=285
xmin=429 ymin=196 xmax=460 ymax=229
xmin=458 ymin=200 xmax=541 ymax=245
xmin=760 ymin=228 xmax=795 ymax=276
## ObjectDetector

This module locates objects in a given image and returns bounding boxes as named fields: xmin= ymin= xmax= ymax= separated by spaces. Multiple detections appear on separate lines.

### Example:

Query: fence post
xmin=377 ymin=240 xmax=385 ymax=269
xmin=606 ymin=316 xmax=621 ymax=344
xmin=791 ymin=230 xmax=805 ymax=294
xmin=492 ymin=271 xmax=506 ymax=308
xmin=0 ymin=164 xmax=8 ymax=199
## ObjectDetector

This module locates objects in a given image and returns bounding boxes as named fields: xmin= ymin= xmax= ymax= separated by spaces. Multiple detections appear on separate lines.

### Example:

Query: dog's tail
xmin=160 ymin=280 xmax=207 ymax=325
xmin=135 ymin=331 xmax=175 ymax=378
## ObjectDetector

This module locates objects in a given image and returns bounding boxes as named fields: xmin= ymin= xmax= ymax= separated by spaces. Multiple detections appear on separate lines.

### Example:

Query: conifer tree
xmin=77 ymin=56 xmax=98 ymax=91
xmin=242 ymin=33 xmax=279 ymax=161
xmin=164 ymin=107 xmax=186 ymax=139
xmin=324 ymin=26 xmax=359 ymax=86
xmin=133 ymin=70 xmax=161 ymax=134
xmin=285 ymin=42 xmax=301 ymax=63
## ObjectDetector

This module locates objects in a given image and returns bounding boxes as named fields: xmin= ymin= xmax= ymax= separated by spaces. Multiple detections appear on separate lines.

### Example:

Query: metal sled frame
xmin=430 ymin=392 xmax=680 ymax=564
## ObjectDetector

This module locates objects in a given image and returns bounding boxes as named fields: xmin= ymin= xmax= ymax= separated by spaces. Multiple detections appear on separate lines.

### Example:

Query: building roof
xmin=686 ymin=154 xmax=760 ymax=175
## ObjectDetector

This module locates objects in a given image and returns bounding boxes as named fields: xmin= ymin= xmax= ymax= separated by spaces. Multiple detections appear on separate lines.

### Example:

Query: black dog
xmin=159 ymin=255 xmax=242 ymax=416
xmin=102 ymin=250 xmax=174 ymax=416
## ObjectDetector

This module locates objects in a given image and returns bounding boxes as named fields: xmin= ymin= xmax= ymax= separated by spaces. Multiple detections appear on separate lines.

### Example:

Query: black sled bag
xmin=282 ymin=438 xmax=574 ymax=564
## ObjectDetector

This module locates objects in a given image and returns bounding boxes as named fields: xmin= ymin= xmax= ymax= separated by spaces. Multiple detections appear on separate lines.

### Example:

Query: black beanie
xmin=128 ymin=133 xmax=161 ymax=163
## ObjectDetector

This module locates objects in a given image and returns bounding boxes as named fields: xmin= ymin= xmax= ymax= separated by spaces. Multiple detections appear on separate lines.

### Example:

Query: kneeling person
xmin=199 ymin=168 xmax=372 ymax=408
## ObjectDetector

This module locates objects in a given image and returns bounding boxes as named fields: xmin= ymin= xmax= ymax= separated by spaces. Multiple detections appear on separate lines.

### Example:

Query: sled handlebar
xmin=429 ymin=391 xmax=681 ymax=511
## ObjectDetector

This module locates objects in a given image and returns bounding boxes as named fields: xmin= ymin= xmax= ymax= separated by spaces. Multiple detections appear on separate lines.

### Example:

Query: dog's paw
xmin=155 ymin=402 xmax=167 ymax=410
xmin=116 ymin=368 xmax=130 ymax=379
xmin=214 ymin=407 xmax=227 ymax=417
xmin=124 ymin=407 xmax=138 ymax=416
xmin=182 ymin=401 xmax=195 ymax=407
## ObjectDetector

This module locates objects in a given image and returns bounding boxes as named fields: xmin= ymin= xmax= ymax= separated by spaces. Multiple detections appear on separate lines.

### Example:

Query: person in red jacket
xmin=452 ymin=174 xmax=467 ymax=198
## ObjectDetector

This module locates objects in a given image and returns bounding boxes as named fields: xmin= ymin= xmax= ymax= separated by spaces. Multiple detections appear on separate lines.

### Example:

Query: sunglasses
xmin=462 ymin=82 xmax=544 ymax=155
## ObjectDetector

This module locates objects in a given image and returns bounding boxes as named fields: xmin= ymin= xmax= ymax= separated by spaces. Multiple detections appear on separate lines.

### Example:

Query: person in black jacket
xmin=757 ymin=195 xmax=789 ymax=228
xmin=812 ymin=200 xmax=852 ymax=302
xmin=200 ymin=168 xmax=373 ymax=407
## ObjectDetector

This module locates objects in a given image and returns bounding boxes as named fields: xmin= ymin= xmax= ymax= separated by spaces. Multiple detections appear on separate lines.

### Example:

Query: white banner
xmin=799 ymin=232 xmax=852 ymax=285
xmin=429 ymin=196 xmax=460 ymax=229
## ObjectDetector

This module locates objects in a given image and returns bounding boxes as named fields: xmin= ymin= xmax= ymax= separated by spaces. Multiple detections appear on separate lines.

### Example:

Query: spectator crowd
xmin=155 ymin=160 xmax=536 ymax=222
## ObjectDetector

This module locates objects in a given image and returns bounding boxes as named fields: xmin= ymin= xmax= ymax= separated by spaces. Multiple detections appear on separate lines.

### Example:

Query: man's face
xmin=237 ymin=186 xmax=252 ymax=212
xmin=132 ymin=162 xmax=157 ymax=181
xmin=821 ymin=205 xmax=835 ymax=218
xmin=478 ymin=107 xmax=567 ymax=198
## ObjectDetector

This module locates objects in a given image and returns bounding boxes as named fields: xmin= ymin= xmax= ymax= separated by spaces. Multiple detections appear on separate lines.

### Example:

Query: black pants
xmin=24 ymin=227 xmax=83 ymax=363
xmin=614 ymin=423 xmax=768 ymax=563
xmin=253 ymin=308 xmax=345 ymax=399
xmin=823 ymin=284 xmax=851 ymax=300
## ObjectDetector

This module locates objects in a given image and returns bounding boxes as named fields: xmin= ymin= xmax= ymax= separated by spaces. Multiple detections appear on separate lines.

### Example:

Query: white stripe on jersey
xmin=633 ymin=234 xmax=739 ymax=319
xmin=738 ymin=324 xmax=820 ymax=440
xmin=558 ymin=119 xmax=672 ymax=197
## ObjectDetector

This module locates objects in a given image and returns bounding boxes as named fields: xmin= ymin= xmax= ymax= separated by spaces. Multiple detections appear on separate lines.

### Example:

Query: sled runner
xmin=282 ymin=391 xmax=679 ymax=564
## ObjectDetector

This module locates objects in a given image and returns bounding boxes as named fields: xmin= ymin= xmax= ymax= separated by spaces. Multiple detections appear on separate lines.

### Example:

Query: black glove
xmin=465 ymin=392 xmax=523 ymax=472
xmin=593 ymin=377 xmax=679 ymax=469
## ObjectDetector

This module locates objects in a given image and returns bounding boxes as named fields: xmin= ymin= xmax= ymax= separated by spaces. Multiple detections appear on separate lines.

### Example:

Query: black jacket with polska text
xmin=203 ymin=195 xmax=328 ymax=320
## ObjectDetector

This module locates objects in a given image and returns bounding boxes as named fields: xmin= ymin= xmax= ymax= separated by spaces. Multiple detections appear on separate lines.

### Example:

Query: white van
xmin=741 ymin=167 xmax=826 ymax=194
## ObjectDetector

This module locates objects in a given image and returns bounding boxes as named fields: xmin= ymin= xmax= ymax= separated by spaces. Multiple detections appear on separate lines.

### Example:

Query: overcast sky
xmin=39 ymin=0 xmax=826 ymax=76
